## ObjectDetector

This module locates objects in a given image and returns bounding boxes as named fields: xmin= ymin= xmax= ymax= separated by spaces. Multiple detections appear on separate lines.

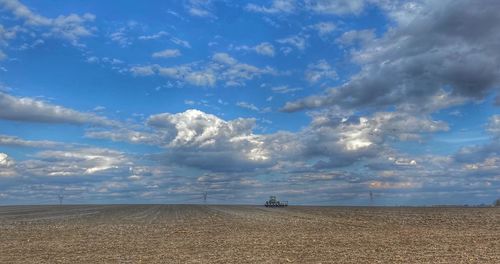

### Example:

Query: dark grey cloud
xmin=85 ymin=128 xmax=160 ymax=145
xmin=487 ymin=115 xmax=500 ymax=137
xmin=0 ymin=92 xmax=117 ymax=126
xmin=267 ymin=110 xmax=448 ymax=169
xmin=0 ymin=134 xmax=64 ymax=148
xmin=86 ymin=108 xmax=449 ymax=174
xmin=20 ymin=148 xmax=131 ymax=177
xmin=453 ymin=115 xmax=500 ymax=163
xmin=283 ymin=0 xmax=500 ymax=112
xmin=495 ymin=96 xmax=500 ymax=106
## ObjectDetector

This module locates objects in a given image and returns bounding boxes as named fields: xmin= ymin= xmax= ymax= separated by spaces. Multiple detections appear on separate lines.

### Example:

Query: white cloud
xmin=305 ymin=60 xmax=337 ymax=84
xmin=277 ymin=35 xmax=307 ymax=51
xmin=186 ymin=0 xmax=216 ymax=18
xmin=170 ymin=37 xmax=191 ymax=48
xmin=147 ymin=109 xmax=256 ymax=148
xmin=138 ymin=31 xmax=168 ymax=40
xmin=487 ymin=115 xmax=500 ymax=137
xmin=130 ymin=65 xmax=158 ymax=76
xmin=271 ymin=85 xmax=302 ymax=94
xmin=134 ymin=52 xmax=275 ymax=87
xmin=0 ymin=152 xmax=16 ymax=177
xmin=0 ymin=0 xmax=95 ymax=45
xmin=310 ymin=22 xmax=336 ymax=37
xmin=0 ymin=152 xmax=13 ymax=166
xmin=49 ymin=13 xmax=95 ymax=42
xmin=158 ymin=65 xmax=217 ymax=87
xmin=305 ymin=0 xmax=366 ymax=15
xmin=255 ymin=42 xmax=275 ymax=57
xmin=267 ymin=108 xmax=449 ymax=170
xmin=213 ymin=52 xmax=237 ymax=65
xmin=146 ymin=109 xmax=271 ymax=171
xmin=109 ymin=30 xmax=131 ymax=47
xmin=336 ymin=29 xmax=375 ymax=46
xmin=0 ymin=24 xmax=19 ymax=60
xmin=24 ymin=148 xmax=130 ymax=176
xmin=245 ymin=0 xmax=297 ymax=14
xmin=152 ymin=49 xmax=181 ymax=58
xmin=0 ymin=92 xmax=116 ymax=126
xmin=236 ymin=42 xmax=275 ymax=57
xmin=184 ymin=71 xmax=217 ymax=87
xmin=237 ymin=101 xmax=259 ymax=111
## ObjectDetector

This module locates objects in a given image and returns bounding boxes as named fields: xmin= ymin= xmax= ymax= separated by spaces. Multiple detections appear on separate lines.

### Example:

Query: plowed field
xmin=0 ymin=205 xmax=498 ymax=263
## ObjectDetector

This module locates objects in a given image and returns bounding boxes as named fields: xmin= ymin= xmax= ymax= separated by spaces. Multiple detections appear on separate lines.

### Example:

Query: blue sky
xmin=0 ymin=0 xmax=499 ymax=205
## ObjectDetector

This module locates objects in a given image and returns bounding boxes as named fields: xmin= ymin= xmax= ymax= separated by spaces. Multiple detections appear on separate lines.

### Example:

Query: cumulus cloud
xmin=310 ymin=22 xmax=336 ymax=37
xmin=284 ymin=0 xmax=500 ymax=112
xmin=336 ymin=29 xmax=374 ymax=46
xmin=109 ymin=30 xmax=131 ymax=47
xmin=266 ymin=109 xmax=449 ymax=169
xmin=186 ymin=0 xmax=216 ymax=18
xmin=305 ymin=59 xmax=337 ymax=84
xmin=152 ymin=49 xmax=181 ymax=58
xmin=83 ymin=107 xmax=449 ymax=174
xmin=235 ymin=42 xmax=275 ymax=57
xmin=245 ymin=0 xmax=297 ymax=14
xmin=245 ymin=0 xmax=366 ymax=16
xmin=12 ymin=105 xmax=488 ymax=204
xmin=0 ymin=25 xmax=17 ymax=59
xmin=0 ymin=92 xmax=117 ymax=126
xmin=132 ymin=52 xmax=275 ymax=87
xmin=0 ymin=0 xmax=95 ymax=45
xmin=487 ymin=115 xmax=500 ymax=137
xmin=305 ymin=0 xmax=366 ymax=15
xmin=212 ymin=52 xmax=237 ymax=65
xmin=0 ymin=152 xmax=16 ymax=177
xmin=277 ymin=34 xmax=307 ymax=51
xmin=146 ymin=109 xmax=272 ymax=171
xmin=130 ymin=65 xmax=158 ymax=76
xmin=254 ymin=42 xmax=276 ymax=57
xmin=159 ymin=65 xmax=217 ymax=87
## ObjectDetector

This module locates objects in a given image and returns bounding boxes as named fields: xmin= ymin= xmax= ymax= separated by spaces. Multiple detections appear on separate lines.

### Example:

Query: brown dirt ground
xmin=0 ymin=205 xmax=498 ymax=263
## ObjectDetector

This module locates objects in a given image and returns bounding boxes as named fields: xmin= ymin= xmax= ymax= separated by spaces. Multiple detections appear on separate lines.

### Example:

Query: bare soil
xmin=0 ymin=205 xmax=498 ymax=263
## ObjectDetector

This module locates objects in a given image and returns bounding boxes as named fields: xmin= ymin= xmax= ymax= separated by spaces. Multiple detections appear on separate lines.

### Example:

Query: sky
xmin=0 ymin=0 xmax=499 ymax=205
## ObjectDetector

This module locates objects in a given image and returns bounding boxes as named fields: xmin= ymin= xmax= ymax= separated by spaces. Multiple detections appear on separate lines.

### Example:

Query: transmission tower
xmin=57 ymin=189 xmax=64 ymax=205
